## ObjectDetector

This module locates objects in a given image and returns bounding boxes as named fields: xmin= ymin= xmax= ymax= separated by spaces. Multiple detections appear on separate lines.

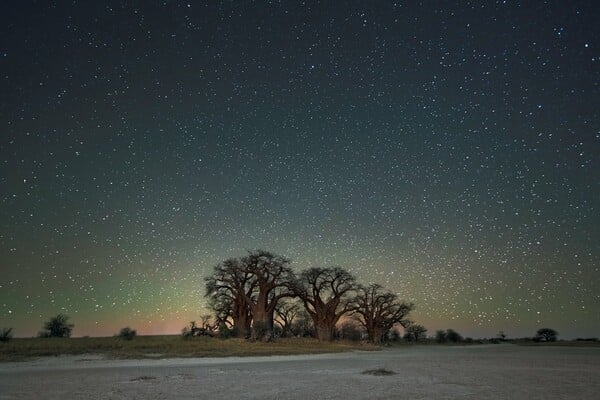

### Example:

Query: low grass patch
xmin=130 ymin=376 xmax=158 ymax=381
xmin=362 ymin=368 xmax=396 ymax=376
xmin=0 ymin=336 xmax=379 ymax=362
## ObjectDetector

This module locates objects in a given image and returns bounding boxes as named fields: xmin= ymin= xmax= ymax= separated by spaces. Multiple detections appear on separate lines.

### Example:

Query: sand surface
xmin=1 ymin=344 xmax=598 ymax=399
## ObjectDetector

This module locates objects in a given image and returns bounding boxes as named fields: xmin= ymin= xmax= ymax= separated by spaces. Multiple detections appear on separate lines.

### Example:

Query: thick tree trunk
xmin=365 ymin=320 xmax=385 ymax=344
xmin=308 ymin=304 xmax=342 ymax=342
xmin=233 ymin=312 xmax=250 ymax=338
xmin=251 ymin=307 xmax=272 ymax=341
xmin=315 ymin=324 xmax=334 ymax=341
xmin=370 ymin=327 xmax=384 ymax=344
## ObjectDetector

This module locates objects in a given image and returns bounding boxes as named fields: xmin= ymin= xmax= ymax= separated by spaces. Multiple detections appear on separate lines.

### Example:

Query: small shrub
xmin=251 ymin=321 xmax=271 ymax=341
xmin=118 ymin=327 xmax=137 ymax=340
xmin=435 ymin=330 xmax=447 ymax=343
xmin=362 ymin=368 xmax=396 ymax=376
xmin=388 ymin=329 xmax=402 ymax=342
xmin=338 ymin=322 xmax=363 ymax=341
xmin=218 ymin=324 xmax=233 ymax=339
xmin=181 ymin=326 xmax=191 ymax=338
xmin=181 ymin=320 xmax=214 ymax=339
xmin=229 ymin=326 xmax=241 ymax=338
xmin=446 ymin=329 xmax=463 ymax=343
xmin=0 ymin=327 xmax=13 ymax=343
xmin=575 ymin=337 xmax=598 ymax=342
xmin=130 ymin=376 xmax=157 ymax=381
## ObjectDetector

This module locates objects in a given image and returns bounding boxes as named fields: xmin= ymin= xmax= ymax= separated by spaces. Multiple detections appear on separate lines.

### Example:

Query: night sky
xmin=1 ymin=1 xmax=598 ymax=339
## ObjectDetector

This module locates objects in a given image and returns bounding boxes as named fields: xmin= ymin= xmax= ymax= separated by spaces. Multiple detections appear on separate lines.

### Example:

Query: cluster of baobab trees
xmin=205 ymin=250 xmax=414 ymax=343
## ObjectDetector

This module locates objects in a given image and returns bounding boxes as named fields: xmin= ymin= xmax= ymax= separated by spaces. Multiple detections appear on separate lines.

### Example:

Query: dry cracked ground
xmin=1 ymin=344 xmax=598 ymax=399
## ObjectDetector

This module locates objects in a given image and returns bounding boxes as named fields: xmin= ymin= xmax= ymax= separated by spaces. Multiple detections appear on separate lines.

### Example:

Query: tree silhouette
xmin=205 ymin=250 xmax=298 ymax=341
xmin=435 ymin=329 xmax=447 ymax=343
xmin=289 ymin=309 xmax=315 ymax=338
xmin=295 ymin=267 xmax=358 ymax=341
xmin=205 ymin=257 xmax=254 ymax=338
xmin=242 ymin=250 xmax=297 ymax=341
xmin=118 ymin=327 xmax=137 ymax=340
xmin=274 ymin=300 xmax=301 ymax=338
xmin=535 ymin=328 xmax=558 ymax=342
xmin=404 ymin=324 xmax=427 ymax=342
xmin=351 ymin=284 xmax=413 ymax=344
xmin=39 ymin=314 xmax=74 ymax=338
xmin=204 ymin=250 xmax=420 ymax=344
xmin=446 ymin=328 xmax=463 ymax=343
xmin=0 ymin=327 xmax=13 ymax=342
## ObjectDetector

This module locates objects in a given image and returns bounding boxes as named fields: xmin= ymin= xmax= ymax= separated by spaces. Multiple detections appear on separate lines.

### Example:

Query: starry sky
xmin=1 ymin=1 xmax=598 ymax=339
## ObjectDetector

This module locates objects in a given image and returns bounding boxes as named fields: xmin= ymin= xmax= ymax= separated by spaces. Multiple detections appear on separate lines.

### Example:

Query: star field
xmin=1 ymin=1 xmax=598 ymax=338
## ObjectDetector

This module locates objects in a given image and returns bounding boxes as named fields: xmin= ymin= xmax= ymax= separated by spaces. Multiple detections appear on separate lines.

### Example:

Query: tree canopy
xmin=205 ymin=257 xmax=254 ymax=338
xmin=39 ymin=314 xmax=74 ymax=338
xmin=351 ymin=284 xmax=413 ymax=344
xmin=295 ymin=267 xmax=358 ymax=341
xmin=204 ymin=250 xmax=417 ymax=343
xmin=535 ymin=328 xmax=558 ymax=342
xmin=205 ymin=250 xmax=297 ymax=341
xmin=404 ymin=324 xmax=427 ymax=342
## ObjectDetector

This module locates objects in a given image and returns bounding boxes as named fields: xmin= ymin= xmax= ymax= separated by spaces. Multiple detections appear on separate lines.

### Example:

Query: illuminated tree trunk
xmin=312 ymin=313 xmax=339 ymax=341
xmin=315 ymin=323 xmax=334 ymax=342
xmin=251 ymin=292 xmax=275 ymax=341
xmin=232 ymin=304 xmax=251 ymax=338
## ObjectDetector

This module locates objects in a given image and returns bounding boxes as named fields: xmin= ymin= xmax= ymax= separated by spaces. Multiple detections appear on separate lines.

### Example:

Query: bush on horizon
xmin=117 ymin=327 xmax=137 ymax=340
xmin=534 ymin=328 xmax=558 ymax=342
xmin=0 ymin=327 xmax=13 ymax=343
xmin=39 ymin=314 xmax=74 ymax=338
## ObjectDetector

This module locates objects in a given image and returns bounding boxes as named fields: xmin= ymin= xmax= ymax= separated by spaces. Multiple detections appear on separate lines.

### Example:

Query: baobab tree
xmin=295 ymin=267 xmax=358 ymax=341
xmin=241 ymin=250 xmax=297 ymax=341
xmin=205 ymin=257 xmax=254 ymax=338
xmin=352 ymin=284 xmax=413 ymax=344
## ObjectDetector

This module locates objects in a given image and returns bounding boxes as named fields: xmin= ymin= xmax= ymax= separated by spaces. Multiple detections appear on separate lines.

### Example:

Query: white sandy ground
xmin=1 ymin=344 xmax=599 ymax=399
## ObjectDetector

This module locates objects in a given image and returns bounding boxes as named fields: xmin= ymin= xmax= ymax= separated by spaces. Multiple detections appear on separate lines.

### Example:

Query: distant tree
xmin=295 ymin=267 xmax=358 ymax=341
xmin=497 ymin=331 xmax=507 ymax=341
xmin=274 ymin=300 xmax=302 ymax=338
xmin=118 ymin=327 xmax=137 ymax=340
xmin=435 ymin=329 xmax=447 ymax=343
xmin=39 ymin=314 xmax=74 ymax=338
xmin=0 ymin=327 xmax=13 ymax=342
xmin=351 ymin=284 xmax=413 ymax=344
xmin=446 ymin=329 xmax=463 ymax=343
xmin=404 ymin=324 xmax=427 ymax=342
xmin=388 ymin=328 xmax=402 ymax=341
xmin=289 ymin=309 xmax=315 ymax=338
xmin=535 ymin=328 xmax=558 ymax=342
